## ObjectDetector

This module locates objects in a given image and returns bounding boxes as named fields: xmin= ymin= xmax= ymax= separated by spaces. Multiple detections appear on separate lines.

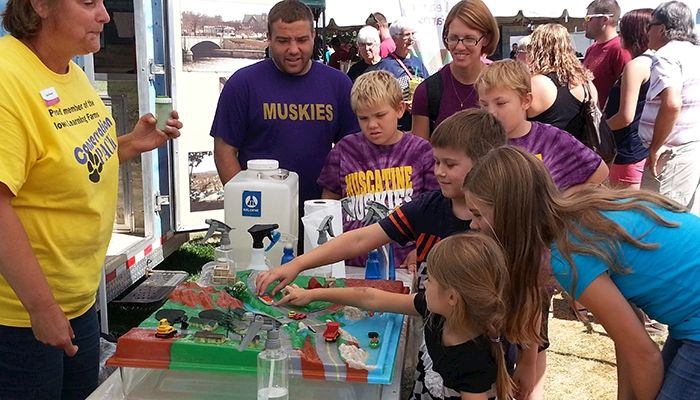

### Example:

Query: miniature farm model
xmin=107 ymin=271 xmax=408 ymax=384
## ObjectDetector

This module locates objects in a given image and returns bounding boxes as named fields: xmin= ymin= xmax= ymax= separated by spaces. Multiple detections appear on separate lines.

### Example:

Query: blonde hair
xmin=350 ymin=70 xmax=403 ymax=112
xmin=475 ymin=59 xmax=532 ymax=98
xmin=443 ymin=0 xmax=499 ymax=56
xmin=427 ymin=232 xmax=513 ymax=400
xmin=463 ymin=146 xmax=685 ymax=346
xmin=528 ymin=24 xmax=593 ymax=88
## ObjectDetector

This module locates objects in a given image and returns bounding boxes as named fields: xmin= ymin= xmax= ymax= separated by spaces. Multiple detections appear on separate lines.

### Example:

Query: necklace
xmin=450 ymin=73 xmax=476 ymax=109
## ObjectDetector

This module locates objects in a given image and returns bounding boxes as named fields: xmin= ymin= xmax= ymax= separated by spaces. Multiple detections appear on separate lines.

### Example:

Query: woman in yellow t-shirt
xmin=0 ymin=1 xmax=182 ymax=398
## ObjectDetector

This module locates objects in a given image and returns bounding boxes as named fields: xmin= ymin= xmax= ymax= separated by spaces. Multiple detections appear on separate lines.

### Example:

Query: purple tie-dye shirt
xmin=509 ymin=122 xmax=603 ymax=190
xmin=317 ymin=132 xmax=439 ymax=267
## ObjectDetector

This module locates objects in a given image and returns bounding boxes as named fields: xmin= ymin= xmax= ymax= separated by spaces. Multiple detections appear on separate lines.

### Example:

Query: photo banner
xmin=399 ymin=0 xmax=451 ymax=74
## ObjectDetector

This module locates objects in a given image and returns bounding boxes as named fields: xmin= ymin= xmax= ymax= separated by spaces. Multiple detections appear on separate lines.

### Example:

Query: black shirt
xmin=603 ymin=55 xmax=651 ymax=165
xmin=347 ymin=59 xmax=371 ymax=82
xmin=413 ymin=292 xmax=497 ymax=396
xmin=529 ymin=73 xmax=586 ymax=141
xmin=379 ymin=191 xmax=471 ymax=290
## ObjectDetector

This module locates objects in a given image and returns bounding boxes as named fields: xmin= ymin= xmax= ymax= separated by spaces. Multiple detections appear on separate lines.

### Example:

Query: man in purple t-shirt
xmin=583 ymin=0 xmax=631 ymax=107
xmin=210 ymin=0 xmax=359 ymax=223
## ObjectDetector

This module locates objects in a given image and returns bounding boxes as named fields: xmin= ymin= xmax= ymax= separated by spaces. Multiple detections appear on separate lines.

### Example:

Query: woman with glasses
xmin=410 ymin=0 xmax=499 ymax=139
xmin=371 ymin=17 xmax=428 ymax=132
xmin=527 ymin=23 xmax=597 ymax=143
xmin=347 ymin=26 xmax=382 ymax=82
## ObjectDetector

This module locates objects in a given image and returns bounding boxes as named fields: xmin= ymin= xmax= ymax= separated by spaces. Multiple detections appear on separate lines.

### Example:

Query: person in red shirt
xmin=583 ymin=0 xmax=632 ymax=107
xmin=328 ymin=36 xmax=350 ymax=70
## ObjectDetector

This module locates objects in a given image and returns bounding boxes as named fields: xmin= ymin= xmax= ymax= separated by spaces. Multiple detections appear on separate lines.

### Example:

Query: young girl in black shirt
xmin=278 ymin=232 xmax=514 ymax=399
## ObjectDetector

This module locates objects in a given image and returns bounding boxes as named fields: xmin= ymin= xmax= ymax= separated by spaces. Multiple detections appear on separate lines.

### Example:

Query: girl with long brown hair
xmin=278 ymin=232 xmax=515 ymax=400
xmin=463 ymin=145 xmax=700 ymax=399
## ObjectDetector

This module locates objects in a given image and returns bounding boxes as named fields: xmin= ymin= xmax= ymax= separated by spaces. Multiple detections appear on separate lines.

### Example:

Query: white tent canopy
xmin=325 ymin=0 xmax=700 ymax=27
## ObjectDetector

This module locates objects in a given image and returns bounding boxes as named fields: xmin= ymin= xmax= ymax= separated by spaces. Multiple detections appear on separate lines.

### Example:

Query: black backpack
xmin=426 ymin=72 xmax=443 ymax=136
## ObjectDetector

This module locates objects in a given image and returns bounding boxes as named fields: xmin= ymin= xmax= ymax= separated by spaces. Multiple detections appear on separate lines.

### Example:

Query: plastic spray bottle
xmin=257 ymin=329 xmax=289 ymax=400
xmin=200 ymin=219 xmax=237 ymax=282
xmin=248 ymin=224 xmax=279 ymax=271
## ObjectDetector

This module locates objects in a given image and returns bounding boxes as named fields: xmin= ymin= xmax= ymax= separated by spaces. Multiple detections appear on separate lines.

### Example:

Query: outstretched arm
xmin=256 ymin=223 xmax=391 ymax=295
xmin=277 ymin=284 xmax=419 ymax=316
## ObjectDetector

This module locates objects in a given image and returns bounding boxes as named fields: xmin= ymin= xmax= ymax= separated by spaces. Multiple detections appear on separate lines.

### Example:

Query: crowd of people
xmin=2 ymin=0 xmax=700 ymax=399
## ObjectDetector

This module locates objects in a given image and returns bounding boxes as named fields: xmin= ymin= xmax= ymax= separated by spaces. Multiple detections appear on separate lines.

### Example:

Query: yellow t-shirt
xmin=0 ymin=36 xmax=119 ymax=326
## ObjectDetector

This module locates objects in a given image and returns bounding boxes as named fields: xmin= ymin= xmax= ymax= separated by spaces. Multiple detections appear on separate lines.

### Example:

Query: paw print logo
xmin=86 ymin=151 xmax=104 ymax=183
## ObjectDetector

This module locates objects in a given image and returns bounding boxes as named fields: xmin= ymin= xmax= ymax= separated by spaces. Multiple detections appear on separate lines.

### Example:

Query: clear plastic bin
xmin=119 ymin=367 xmax=384 ymax=399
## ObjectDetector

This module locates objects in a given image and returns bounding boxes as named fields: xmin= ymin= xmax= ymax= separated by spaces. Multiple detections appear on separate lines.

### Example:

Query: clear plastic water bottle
xmin=257 ymin=329 xmax=289 ymax=400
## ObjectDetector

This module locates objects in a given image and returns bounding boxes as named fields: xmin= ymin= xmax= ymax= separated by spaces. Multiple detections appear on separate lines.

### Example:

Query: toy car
xmin=155 ymin=318 xmax=177 ymax=338
xmin=258 ymin=295 xmax=274 ymax=306
xmin=368 ymin=331 xmax=380 ymax=348
xmin=323 ymin=321 xmax=340 ymax=342
xmin=288 ymin=310 xmax=307 ymax=320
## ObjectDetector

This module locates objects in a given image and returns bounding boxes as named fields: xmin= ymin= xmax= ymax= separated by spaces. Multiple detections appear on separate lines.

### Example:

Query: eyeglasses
xmin=583 ymin=13 xmax=613 ymax=22
xmin=357 ymin=41 xmax=377 ymax=47
xmin=399 ymin=32 xmax=416 ymax=40
xmin=445 ymin=34 xmax=485 ymax=47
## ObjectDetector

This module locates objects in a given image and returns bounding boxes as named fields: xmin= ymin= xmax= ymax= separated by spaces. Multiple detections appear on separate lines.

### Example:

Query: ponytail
xmin=490 ymin=338 xmax=514 ymax=400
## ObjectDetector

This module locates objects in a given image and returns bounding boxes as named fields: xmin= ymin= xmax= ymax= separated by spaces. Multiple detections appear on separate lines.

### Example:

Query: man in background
xmin=210 ymin=0 xmax=359 ymax=249
xmin=366 ymin=12 xmax=396 ymax=57
xmin=583 ymin=0 xmax=631 ymax=107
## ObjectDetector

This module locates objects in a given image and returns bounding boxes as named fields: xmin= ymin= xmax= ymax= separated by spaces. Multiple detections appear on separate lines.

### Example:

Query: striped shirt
xmin=379 ymin=191 xmax=470 ymax=290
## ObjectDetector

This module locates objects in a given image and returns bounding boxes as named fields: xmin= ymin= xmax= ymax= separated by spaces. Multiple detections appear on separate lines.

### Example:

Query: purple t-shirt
xmin=317 ymin=132 xmax=438 ymax=266
xmin=210 ymin=59 xmax=359 ymax=205
xmin=413 ymin=63 xmax=480 ymax=127
xmin=509 ymin=122 xmax=602 ymax=190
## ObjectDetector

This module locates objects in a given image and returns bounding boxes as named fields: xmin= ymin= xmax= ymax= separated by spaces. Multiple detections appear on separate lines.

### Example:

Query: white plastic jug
xmin=224 ymin=160 xmax=298 ymax=269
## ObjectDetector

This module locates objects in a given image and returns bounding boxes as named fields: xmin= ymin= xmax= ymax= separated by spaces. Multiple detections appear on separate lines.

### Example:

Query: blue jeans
xmin=0 ymin=305 xmax=100 ymax=400
xmin=657 ymin=337 xmax=700 ymax=399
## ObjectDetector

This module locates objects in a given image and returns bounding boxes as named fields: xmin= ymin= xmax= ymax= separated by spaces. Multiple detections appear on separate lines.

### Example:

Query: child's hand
xmin=400 ymin=249 xmax=418 ymax=274
xmin=277 ymin=284 xmax=313 ymax=306
xmin=255 ymin=264 xmax=300 ymax=296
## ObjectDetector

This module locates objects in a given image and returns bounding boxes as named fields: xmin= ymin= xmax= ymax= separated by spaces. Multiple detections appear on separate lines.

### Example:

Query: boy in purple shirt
xmin=476 ymin=60 xmax=609 ymax=194
xmin=317 ymin=71 xmax=438 ymax=267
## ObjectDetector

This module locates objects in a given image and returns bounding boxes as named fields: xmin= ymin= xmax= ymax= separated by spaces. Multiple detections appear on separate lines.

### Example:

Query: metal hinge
xmin=148 ymin=60 xmax=165 ymax=82
xmin=155 ymin=194 xmax=170 ymax=211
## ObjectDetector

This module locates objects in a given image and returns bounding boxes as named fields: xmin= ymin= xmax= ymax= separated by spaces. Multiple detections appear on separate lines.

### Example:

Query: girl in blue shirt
xmin=463 ymin=145 xmax=700 ymax=400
